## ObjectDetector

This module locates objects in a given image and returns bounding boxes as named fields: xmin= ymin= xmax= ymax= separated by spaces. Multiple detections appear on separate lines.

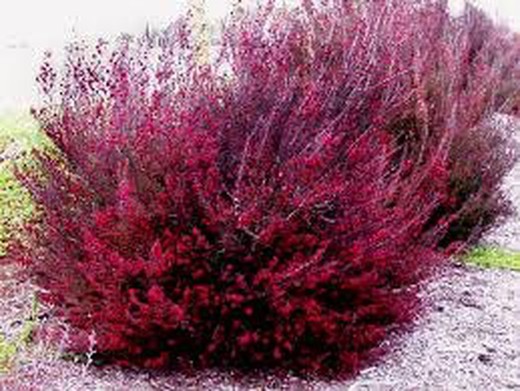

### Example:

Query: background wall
xmin=1 ymin=0 xmax=519 ymax=111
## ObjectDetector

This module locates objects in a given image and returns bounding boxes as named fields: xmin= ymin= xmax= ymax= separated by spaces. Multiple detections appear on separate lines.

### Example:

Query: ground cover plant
xmin=0 ymin=112 xmax=46 ymax=256
xmin=0 ymin=113 xmax=47 ymax=376
xmin=463 ymin=246 xmax=520 ymax=271
xmin=8 ymin=0 xmax=520 ymax=378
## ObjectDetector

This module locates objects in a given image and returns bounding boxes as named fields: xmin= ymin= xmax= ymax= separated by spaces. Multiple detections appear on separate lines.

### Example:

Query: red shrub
xmin=433 ymin=6 xmax=520 ymax=246
xmin=12 ymin=0 xmax=519 ymax=376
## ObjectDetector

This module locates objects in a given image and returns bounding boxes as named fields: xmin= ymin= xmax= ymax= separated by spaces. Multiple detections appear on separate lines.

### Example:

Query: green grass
xmin=0 ymin=111 xmax=47 ymax=372
xmin=0 ymin=111 xmax=48 ymax=256
xmin=0 ymin=112 xmax=47 ymax=152
xmin=463 ymin=246 xmax=520 ymax=271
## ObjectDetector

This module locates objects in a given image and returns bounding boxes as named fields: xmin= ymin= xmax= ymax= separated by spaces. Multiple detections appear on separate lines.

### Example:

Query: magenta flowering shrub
xmin=12 ymin=0 xmax=520 ymax=376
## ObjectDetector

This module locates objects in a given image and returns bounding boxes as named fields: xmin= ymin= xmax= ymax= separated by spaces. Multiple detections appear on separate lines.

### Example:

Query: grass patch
xmin=463 ymin=246 xmax=520 ymax=271
xmin=0 ymin=112 xmax=47 ymax=152
xmin=0 ymin=111 xmax=47 ymax=372
xmin=0 ymin=111 xmax=47 ymax=256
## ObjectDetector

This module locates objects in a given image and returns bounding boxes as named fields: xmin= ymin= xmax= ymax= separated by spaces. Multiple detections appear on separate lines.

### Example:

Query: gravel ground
xmin=341 ymin=265 xmax=520 ymax=390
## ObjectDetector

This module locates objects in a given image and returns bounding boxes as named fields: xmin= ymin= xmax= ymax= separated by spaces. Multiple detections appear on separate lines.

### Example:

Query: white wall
xmin=0 ymin=0 xmax=519 ymax=111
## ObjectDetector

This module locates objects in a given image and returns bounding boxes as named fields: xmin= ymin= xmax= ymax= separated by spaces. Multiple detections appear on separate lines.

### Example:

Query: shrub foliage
xmin=13 ymin=0 xmax=520 ymax=376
